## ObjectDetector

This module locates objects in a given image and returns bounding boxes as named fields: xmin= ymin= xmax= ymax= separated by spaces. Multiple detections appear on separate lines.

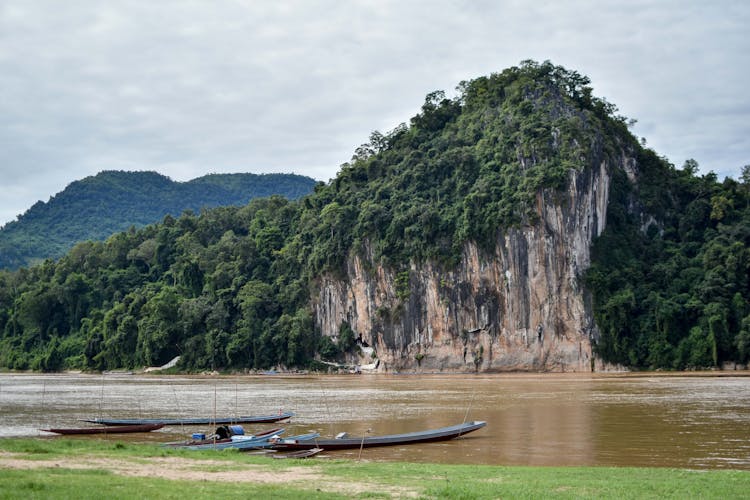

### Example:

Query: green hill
xmin=0 ymin=171 xmax=316 ymax=270
xmin=0 ymin=61 xmax=747 ymax=372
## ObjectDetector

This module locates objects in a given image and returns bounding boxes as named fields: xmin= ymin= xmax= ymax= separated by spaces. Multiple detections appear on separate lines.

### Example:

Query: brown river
xmin=1 ymin=372 xmax=748 ymax=469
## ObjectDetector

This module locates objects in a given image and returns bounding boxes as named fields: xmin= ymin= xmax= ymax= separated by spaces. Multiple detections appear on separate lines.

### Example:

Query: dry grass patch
xmin=0 ymin=452 xmax=421 ymax=498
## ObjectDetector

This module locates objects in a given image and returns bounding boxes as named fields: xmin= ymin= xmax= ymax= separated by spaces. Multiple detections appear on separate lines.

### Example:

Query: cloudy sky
xmin=1 ymin=1 xmax=748 ymax=226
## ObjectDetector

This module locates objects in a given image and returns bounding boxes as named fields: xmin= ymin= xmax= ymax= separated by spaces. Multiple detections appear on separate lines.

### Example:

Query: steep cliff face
xmin=314 ymin=154 xmax=637 ymax=372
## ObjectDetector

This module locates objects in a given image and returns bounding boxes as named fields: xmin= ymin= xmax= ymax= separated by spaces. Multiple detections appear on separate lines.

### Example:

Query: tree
xmin=338 ymin=321 xmax=356 ymax=353
xmin=710 ymin=195 xmax=732 ymax=221
xmin=736 ymin=315 xmax=750 ymax=363
xmin=40 ymin=336 xmax=64 ymax=372
xmin=682 ymin=159 xmax=700 ymax=175
xmin=740 ymin=165 xmax=750 ymax=208
xmin=741 ymin=165 xmax=750 ymax=185
xmin=136 ymin=287 xmax=181 ymax=366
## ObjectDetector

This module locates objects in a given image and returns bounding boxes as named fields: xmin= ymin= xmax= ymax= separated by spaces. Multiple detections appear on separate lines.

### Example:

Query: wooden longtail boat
xmin=269 ymin=420 xmax=487 ymax=451
xmin=83 ymin=411 xmax=294 ymax=426
xmin=41 ymin=423 xmax=164 ymax=435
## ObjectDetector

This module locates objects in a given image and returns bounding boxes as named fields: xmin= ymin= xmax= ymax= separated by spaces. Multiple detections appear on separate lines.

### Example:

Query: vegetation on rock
xmin=586 ymin=158 xmax=750 ymax=369
xmin=0 ymin=61 xmax=748 ymax=372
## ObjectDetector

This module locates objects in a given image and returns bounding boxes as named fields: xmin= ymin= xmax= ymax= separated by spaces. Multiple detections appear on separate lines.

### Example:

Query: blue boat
xmin=163 ymin=426 xmax=282 ymax=448
xmin=182 ymin=431 xmax=320 ymax=451
xmin=83 ymin=411 xmax=294 ymax=426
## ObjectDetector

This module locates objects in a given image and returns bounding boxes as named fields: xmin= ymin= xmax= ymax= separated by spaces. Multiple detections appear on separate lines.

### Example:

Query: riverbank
xmin=0 ymin=438 xmax=748 ymax=499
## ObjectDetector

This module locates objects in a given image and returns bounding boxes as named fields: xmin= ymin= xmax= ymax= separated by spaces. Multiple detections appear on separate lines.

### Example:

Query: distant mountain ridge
xmin=0 ymin=170 xmax=317 ymax=270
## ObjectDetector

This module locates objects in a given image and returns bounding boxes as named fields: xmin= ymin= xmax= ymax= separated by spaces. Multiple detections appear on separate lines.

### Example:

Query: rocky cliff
xmin=314 ymin=153 xmax=638 ymax=372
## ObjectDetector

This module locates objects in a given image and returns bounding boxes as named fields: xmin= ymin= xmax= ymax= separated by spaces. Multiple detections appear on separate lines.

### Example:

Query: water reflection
xmin=0 ymin=372 xmax=748 ymax=469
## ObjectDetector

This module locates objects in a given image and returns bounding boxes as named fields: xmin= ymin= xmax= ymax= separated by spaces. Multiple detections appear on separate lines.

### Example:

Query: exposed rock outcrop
xmin=313 ymin=154 xmax=636 ymax=372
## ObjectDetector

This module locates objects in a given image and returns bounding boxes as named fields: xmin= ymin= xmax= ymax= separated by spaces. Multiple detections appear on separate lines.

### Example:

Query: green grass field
xmin=0 ymin=438 xmax=748 ymax=499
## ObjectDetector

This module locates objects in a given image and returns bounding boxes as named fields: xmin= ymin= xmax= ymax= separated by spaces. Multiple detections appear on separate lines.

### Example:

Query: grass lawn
xmin=0 ymin=438 xmax=748 ymax=499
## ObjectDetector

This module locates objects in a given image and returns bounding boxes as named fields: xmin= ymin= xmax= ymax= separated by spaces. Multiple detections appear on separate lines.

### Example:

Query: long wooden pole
xmin=358 ymin=428 xmax=371 ymax=461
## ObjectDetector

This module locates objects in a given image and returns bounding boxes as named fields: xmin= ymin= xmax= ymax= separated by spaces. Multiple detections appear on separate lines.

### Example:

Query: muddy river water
xmin=1 ymin=372 xmax=748 ymax=469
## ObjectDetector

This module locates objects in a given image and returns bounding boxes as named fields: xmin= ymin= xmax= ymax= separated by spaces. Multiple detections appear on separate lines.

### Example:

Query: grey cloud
xmin=1 ymin=0 xmax=748 ymax=225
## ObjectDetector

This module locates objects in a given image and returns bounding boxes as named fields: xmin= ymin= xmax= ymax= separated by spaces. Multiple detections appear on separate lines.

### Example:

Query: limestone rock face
xmin=313 ymin=155 xmax=636 ymax=372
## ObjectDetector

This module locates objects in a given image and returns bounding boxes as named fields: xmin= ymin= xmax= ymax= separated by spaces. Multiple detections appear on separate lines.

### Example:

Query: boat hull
xmin=270 ymin=420 xmax=486 ymax=451
xmin=84 ymin=411 xmax=294 ymax=426
xmin=42 ymin=423 xmax=164 ymax=435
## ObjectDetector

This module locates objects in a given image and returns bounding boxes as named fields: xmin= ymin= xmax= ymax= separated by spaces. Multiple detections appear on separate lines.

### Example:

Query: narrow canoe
xmin=41 ymin=423 xmax=164 ymax=435
xmin=269 ymin=420 xmax=487 ymax=451
xmin=83 ymin=411 xmax=294 ymax=426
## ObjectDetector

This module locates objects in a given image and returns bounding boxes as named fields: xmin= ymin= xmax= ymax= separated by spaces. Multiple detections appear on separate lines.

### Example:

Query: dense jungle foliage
xmin=0 ymin=171 xmax=316 ymax=270
xmin=0 ymin=61 xmax=747 ymax=372
xmin=586 ymin=157 xmax=750 ymax=369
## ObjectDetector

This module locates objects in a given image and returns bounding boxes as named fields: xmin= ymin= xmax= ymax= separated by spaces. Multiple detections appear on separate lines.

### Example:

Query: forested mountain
xmin=0 ymin=171 xmax=316 ymax=270
xmin=0 ymin=61 xmax=748 ymax=373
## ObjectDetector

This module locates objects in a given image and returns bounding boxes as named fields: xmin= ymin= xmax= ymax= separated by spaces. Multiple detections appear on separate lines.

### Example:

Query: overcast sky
xmin=1 ymin=1 xmax=749 ymax=226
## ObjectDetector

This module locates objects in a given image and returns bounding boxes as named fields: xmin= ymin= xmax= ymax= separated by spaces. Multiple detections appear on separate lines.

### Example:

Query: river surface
xmin=1 ymin=372 xmax=749 ymax=469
